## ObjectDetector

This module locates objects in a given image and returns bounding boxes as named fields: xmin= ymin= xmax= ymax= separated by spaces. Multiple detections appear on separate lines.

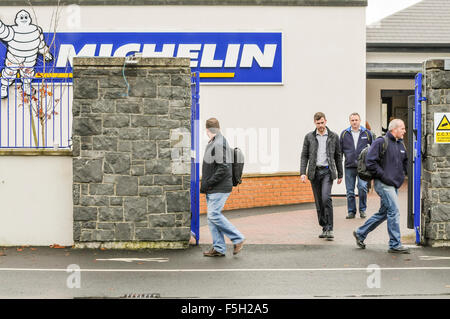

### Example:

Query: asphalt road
xmin=0 ymin=244 xmax=449 ymax=299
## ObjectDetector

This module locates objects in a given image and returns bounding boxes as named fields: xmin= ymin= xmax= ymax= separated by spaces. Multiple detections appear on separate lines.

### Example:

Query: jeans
xmin=345 ymin=167 xmax=368 ymax=215
xmin=310 ymin=167 xmax=334 ymax=231
xmin=355 ymin=179 xmax=402 ymax=249
xmin=206 ymin=192 xmax=245 ymax=254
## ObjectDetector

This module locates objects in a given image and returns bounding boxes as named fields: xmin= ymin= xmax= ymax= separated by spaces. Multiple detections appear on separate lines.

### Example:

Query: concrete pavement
xmin=199 ymin=182 xmax=416 ymax=248
xmin=0 ymin=243 xmax=449 ymax=299
xmin=0 ymin=183 xmax=449 ymax=299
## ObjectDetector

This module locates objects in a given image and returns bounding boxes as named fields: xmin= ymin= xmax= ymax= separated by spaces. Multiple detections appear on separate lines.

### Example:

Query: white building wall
xmin=0 ymin=5 xmax=366 ymax=243
xmin=0 ymin=156 xmax=73 ymax=246
xmin=0 ymin=5 xmax=366 ymax=174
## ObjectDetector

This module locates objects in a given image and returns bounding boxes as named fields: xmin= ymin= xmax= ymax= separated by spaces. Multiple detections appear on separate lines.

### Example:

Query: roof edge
xmin=0 ymin=0 xmax=368 ymax=7
xmin=367 ymin=43 xmax=450 ymax=53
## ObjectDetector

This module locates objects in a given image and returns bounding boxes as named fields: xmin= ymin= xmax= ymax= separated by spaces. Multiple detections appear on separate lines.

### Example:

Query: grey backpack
xmin=357 ymin=136 xmax=388 ymax=182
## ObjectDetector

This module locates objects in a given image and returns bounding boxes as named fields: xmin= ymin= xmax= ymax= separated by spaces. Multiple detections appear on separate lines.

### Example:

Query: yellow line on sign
xmin=199 ymin=73 xmax=235 ymax=78
xmin=35 ymin=73 xmax=73 ymax=78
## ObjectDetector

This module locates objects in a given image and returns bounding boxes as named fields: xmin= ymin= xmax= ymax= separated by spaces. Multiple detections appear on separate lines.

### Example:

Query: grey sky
xmin=366 ymin=0 xmax=422 ymax=24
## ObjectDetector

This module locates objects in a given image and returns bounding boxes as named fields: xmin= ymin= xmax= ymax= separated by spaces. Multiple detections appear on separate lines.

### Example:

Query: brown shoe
xmin=233 ymin=240 xmax=245 ymax=255
xmin=203 ymin=247 xmax=225 ymax=257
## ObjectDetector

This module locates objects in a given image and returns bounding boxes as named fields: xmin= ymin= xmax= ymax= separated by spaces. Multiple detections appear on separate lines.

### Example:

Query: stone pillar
xmin=422 ymin=59 xmax=450 ymax=247
xmin=72 ymin=57 xmax=192 ymax=249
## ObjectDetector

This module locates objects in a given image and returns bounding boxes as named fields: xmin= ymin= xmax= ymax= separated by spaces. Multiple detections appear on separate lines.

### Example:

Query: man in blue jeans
xmin=200 ymin=118 xmax=245 ymax=257
xmin=353 ymin=119 xmax=410 ymax=254
xmin=340 ymin=113 xmax=373 ymax=219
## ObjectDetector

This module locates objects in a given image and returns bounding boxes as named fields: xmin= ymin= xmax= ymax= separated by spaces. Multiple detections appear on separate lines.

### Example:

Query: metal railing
xmin=190 ymin=72 xmax=200 ymax=245
xmin=0 ymin=67 xmax=72 ymax=149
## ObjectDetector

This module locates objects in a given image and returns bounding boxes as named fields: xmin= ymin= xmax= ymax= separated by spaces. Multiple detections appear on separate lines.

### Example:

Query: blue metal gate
xmin=413 ymin=73 xmax=425 ymax=244
xmin=190 ymin=72 xmax=200 ymax=245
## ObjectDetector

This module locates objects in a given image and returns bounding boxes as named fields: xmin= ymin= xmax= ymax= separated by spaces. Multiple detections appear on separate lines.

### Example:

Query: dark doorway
xmin=381 ymin=90 xmax=414 ymax=150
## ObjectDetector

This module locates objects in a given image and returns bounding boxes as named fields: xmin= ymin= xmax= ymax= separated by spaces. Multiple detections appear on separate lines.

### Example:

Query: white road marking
xmin=419 ymin=256 xmax=450 ymax=261
xmin=95 ymin=258 xmax=169 ymax=263
xmin=0 ymin=267 xmax=449 ymax=272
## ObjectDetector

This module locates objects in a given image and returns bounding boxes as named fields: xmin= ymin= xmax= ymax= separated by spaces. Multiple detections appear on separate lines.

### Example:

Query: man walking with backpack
xmin=200 ymin=118 xmax=245 ymax=257
xmin=353 ymin=119 xmax=410 ymax=254
xmin=340 ymin=113 xmax=373 ymax=219
xmin=300 ymin=112 xmax=343 ymax=241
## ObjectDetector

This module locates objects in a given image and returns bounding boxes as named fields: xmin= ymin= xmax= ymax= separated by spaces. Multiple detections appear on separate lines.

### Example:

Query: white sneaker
xmin=1 ymin=85 xmax=8 ymax=99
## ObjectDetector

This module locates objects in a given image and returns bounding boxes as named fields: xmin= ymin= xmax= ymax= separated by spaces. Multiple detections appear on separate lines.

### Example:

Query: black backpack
xmin=232 ymin=147 xmax=244 ymax=186
xmin=357 ymin=136 xmax=389 ymax=182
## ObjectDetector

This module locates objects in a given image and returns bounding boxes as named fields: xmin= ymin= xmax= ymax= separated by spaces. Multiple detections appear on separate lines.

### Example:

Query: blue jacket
xmin=340 ymin=126 xmax=373 ymax=168
xmin=366 ymin=131 xmax=408 ymax=189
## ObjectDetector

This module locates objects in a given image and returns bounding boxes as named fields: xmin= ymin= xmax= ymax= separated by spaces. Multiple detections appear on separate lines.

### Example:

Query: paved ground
xmin=198 ymin=183 xmax=416 ymax=247
xmin=0 ymin=243 xmax=449 ymax=299
xmin=0 ymin=184 xmax=449 ymax=299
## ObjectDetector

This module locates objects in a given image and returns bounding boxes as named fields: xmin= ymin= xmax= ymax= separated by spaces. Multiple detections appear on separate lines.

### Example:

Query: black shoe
xmin=388 ymin=246 xmax=410 ymax=254
xmin=346 ymin=214 xmax=355 ymax=219
xmin=360 ymin=211 xmax=366 ymax=218
xmin=353 ymin=230 xmax=366 ymax=249
xmin=326 ymin=231 xmax=334 ymax=241
xmin=319 ymin=231 xmax=327 ymax=238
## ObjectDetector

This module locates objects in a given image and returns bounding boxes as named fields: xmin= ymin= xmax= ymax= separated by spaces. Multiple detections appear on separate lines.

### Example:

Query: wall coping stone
xmin=425 ymin=59 xmax=445 ymax=70
xmin=2 ymin=0 xmax=368 ymax=7
xmin=73 ymin=57 xmax=190 ymax=67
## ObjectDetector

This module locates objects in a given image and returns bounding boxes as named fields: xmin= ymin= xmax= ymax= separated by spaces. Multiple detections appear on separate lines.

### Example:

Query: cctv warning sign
xmin=435 ymin=113 xmax=450 ymax=144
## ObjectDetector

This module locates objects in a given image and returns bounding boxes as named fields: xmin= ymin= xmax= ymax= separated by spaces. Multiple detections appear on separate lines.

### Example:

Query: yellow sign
xmin=435 ymin=113 xmax=450 ymax=144
xmin=436 ymin=114 xmax=450 ymax=131
xmin=436 ymin=131 xmax=450 ymax=143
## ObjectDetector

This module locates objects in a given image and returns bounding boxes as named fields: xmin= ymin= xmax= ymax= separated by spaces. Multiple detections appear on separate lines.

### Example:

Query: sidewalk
xmin=199 ymin=183 xmax=416 ymax=247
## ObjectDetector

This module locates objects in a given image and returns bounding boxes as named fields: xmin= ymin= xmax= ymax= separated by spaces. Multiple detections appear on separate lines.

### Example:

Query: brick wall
xmin=200 ymin=174 xmax=314 ymax=213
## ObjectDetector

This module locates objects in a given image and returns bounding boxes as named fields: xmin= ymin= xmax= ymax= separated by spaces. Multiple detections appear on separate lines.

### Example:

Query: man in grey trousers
xmin=300 ymin=112 xmax=343 ymax=240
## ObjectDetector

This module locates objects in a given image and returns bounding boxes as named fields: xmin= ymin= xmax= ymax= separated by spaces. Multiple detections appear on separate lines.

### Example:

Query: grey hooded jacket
xmin=201 ymin=132 xmax=233 ymax=194
xmin=300 ymin=127 xmax=343 ymax=181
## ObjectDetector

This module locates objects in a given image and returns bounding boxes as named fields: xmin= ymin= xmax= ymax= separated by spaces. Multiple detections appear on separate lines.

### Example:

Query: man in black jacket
xmin=300 ymin=112 xmax=343 ymax=240
xmin=353 ymin=119 xmax=410 ymax=254
xmin=200 ymin=118 xmax=245 ymax=257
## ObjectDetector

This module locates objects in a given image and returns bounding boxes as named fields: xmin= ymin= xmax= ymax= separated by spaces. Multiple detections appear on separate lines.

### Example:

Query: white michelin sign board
xmin=434 ymin=113 xmax=450 ymax=144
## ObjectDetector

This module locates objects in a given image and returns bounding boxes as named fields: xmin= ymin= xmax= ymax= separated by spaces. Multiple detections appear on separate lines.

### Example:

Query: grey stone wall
xmin=72 ymin=57 xmax=191 ymax=249
xmin=422 ymin=60 xmax=450 ymax=247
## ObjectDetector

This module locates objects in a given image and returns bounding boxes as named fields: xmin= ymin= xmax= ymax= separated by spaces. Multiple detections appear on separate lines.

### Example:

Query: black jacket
xmin=300 ymin=127 xmax=343 ymax=181
xmin=340 ymin=126 xmax=373 ymax=168
xmin=200 ymin=132 xmax=233 ymax=194
xmin=366 ymin=131 xmax=407 ymax=189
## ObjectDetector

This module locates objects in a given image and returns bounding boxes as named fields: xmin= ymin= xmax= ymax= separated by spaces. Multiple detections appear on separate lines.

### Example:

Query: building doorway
xmin=381 ymin=89 xmax=414 ymax=149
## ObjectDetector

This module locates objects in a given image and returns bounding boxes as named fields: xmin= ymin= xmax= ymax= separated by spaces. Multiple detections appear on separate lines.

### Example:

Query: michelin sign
xmin=0 ymin=12 xmax=282 ymax=86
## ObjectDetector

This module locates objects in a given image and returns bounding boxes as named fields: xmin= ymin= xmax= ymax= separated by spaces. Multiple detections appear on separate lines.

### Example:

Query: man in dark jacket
xmin=300 ymin=112 xmax=343 ymax=240
xmin=200 ymin=118 xmax=245 ymax=257
xmin=340 ymin=112 xmax=373 ymax=219
xmin=353 ymin=119 xmax=410 ymax=254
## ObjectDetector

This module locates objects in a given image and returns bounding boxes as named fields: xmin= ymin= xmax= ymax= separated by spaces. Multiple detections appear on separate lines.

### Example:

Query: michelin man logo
xmin=0 ymin=10 xmax=53 ymax=99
